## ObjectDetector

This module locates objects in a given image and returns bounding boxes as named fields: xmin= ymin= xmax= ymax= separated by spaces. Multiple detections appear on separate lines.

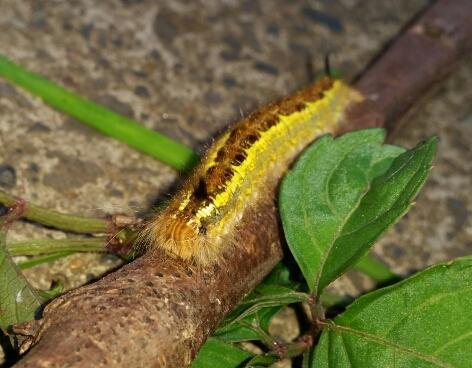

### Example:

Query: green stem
xmin=354 ymin=253 xmax=399 ymax=284
xmin=281 ymin=336 xmax=313 ymax=359
xmin=246 ymin=354 xmax=279 ymax=366
xmin=17 ymin=252 xmax=74 ymax=270
xmin=0 ymin=55 xmax=198 ymax=172
xmin=0 ymin=189 xmax=110 ymax=234
xmin=319 ymin=291 xmax=346 ymax=307
xmin=8 ymin=237 xmax=107 ymax=256
xmin=302 ymin=350 xmax=311 ymax=368
xmin=239 ymin=320 xmax=276 ymax=348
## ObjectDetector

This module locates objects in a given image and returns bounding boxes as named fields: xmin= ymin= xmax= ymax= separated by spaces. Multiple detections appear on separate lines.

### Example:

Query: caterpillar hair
xmin=141 ymin=77 xmax=363 ymax=265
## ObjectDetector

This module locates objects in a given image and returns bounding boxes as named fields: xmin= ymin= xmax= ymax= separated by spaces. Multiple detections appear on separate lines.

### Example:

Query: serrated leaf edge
xmin=315 ymin=138 xmax=435 ymax=295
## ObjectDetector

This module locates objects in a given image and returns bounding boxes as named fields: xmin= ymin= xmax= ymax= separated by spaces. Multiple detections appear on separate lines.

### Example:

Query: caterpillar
xmin=142 ymin=77 xmax=363 ymax=265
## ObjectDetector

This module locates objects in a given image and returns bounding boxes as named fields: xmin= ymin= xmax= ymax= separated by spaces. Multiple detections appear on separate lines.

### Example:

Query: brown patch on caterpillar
xmin=193 ymin=179 xmax=209 ymax=200
xmin=141 ymin=77 xmax=363 ymax=265
xmin=199 ymin=77 xmax=334 ymax=194
xmin=142 ymin=212 xmax=219 ymax=265
xmin=205 ymin=166 xmax=233 ymax=194
xmin=268 ymin=76 xmax=332 ymax=116
xmin=230 ymin=150 xmax=247 ymax=166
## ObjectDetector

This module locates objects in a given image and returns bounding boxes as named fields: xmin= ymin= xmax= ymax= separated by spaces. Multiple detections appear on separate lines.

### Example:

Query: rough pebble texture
xmin=379 ymin=59 xmax=472 ymax=273
xmin=0 ymin=0 xmax=470 ymax=364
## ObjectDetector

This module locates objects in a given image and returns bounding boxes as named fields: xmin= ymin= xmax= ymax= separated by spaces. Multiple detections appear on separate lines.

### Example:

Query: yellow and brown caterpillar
xmin=143 ymin=77 xmax=363 ymax=265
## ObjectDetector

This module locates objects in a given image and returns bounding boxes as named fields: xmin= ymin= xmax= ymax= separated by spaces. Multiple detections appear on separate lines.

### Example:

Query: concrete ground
xmin=0 ymin=0 xmax=470 ymax=365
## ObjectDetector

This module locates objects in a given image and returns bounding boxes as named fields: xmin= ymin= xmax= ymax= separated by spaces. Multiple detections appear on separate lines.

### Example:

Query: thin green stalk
xmin=0 ymin=189 xmax=109 ymax=233
xmin=239 ymin=320 xmax=276 ymax=348
xmin=8 ymin=237 xmax=107 ymax=256
xmin=17 ymin=252 xmax=74 ymax=270
xmin=319 ymin=291 xmax=346 ymax=308
xmin=0 ymin=55 xmax=198 ymax=172
xmin=354 ymin=253 xmax=399 ymax=284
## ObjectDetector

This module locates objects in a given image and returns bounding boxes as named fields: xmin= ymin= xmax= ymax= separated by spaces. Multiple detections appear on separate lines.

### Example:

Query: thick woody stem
xmin=12 ymin=0 xmax=472 ymax=367
xmin=345 ymin=0 xmax=472 ymax=131
xmin=15 ymin=201 xmax=283 ymax=367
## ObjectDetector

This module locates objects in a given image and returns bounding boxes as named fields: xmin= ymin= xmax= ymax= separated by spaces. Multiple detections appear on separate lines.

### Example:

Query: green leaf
xmin=260 ymin=262 xmax=293 ymax=287
xmin=0 ymin=55 xmax=198 ymax=171
xmin=0 ymin=230 xmax=42 ymax=333
xmin=191 ymin=338 xmax=252 ymax=368
xmin=216 ymin=284 xmax=307 ymax=343
xmin=214 ymin=305 xmax=282 ymax=343
xmin=237 ymin=284 xmax=308 ymax=308
xmin=215 ymin=263 xmax=303 ymax=342
xmin=312 ymin=257 xmax=472 ymax=367
xmin=280 ymin=129 xmax=436 ymax=295
xmin=221 ymin=284 xmax=308 ymax=328
xmin=245 ymin=354 xmax=279 ymax=367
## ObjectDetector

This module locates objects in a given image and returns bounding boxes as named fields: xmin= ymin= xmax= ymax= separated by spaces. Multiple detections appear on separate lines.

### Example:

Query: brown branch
xmin=14 ymin=201 xmax=283 ymax=367
xmin=12 ymin=0 xmax=472 ymax=367
xmin=345 ymin=0 xmax=472 ymax=131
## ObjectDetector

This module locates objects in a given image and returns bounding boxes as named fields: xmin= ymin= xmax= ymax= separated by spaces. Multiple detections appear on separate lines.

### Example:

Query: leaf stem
xmin=17 ymin=252 xmax=74 ymax=270
xmin=278 ymin=335 xmax=313 ymax=359
xmin=0 ymin=55 xmax=199 ymax=172
xmin=8 ymin=237 xmax=107 ymax=256
xmin=307 ymin=294 xmax=324 ymax=338
xmin=238 ymin=320 xmax=276 ymax=347
xmin=354 ymin=253 xmax=399 ymax=284
xmin=0 ymin=189 xmax=110 ymax=234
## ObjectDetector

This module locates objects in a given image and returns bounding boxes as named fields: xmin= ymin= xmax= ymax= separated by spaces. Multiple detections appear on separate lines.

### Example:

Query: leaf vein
xmin=326 ymin=323 xmax=454 ymax=367
xmin=383 ymin=288 xmax=471 ymax=339
xmin=432 ymin=330 xmax=472 ymax=355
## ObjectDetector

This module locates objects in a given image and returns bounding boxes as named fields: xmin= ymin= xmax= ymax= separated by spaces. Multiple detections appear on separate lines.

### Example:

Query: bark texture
xmin=15 ymin=201 xmax=283 ymax=367
xmin=12 ymin=0 xmax=472 ymax=367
